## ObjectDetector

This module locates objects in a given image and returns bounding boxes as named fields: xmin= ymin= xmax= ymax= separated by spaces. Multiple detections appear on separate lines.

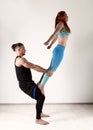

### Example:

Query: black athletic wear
xmin=14 ymin=56 xmax=45 ymax=119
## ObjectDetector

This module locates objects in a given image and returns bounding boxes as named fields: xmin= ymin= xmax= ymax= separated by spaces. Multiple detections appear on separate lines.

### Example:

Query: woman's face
xmin=64 ymin=14 xmax=68 ymax=22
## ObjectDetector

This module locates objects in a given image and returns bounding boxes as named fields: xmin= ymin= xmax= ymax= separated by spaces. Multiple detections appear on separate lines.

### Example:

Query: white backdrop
xmin=0 ymin=0 xmax=93 ymax=103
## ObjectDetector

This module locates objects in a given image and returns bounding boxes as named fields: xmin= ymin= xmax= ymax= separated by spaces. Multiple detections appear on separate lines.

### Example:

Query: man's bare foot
xmin=41 ymin=112 xmax=50 ymax=118
xmin=35 ymin=119 xmax=49 ymax=125
xmin=37 ymin=83 xmax=45 ymax=95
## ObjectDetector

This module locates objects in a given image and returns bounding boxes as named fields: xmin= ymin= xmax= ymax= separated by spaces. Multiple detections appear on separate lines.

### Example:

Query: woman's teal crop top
xmin=58 ymin=29 xmax=70 ymax=37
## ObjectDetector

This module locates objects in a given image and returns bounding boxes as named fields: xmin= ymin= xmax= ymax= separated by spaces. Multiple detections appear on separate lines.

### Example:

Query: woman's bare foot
xmin=35 ymin=119 xmax=49 ymax=125
xmin=41 ymin=112 xmax=50 ymax=118
xmin=37 ymin=83 xmax=45 ymax=95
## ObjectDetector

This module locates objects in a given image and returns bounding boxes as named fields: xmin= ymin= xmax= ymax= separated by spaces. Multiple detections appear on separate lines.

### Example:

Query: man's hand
xmin=46 ymin=70 xmax=53 ymax=76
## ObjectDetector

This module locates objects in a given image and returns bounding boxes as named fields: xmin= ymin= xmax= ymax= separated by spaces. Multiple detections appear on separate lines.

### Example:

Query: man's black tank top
xmin=15 ymin=56 xmax=32 ymax=82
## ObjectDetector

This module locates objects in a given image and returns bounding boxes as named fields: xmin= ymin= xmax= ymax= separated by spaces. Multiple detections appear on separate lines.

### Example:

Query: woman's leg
xmin=38 ymin=72 xmax=53 ymax=95
xmin=38 ymin=44 xmax=65 ymax=94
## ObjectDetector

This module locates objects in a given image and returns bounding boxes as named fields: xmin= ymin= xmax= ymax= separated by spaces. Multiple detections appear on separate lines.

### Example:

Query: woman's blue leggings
xmin=39 ymin=44 xmax=65 ymax=86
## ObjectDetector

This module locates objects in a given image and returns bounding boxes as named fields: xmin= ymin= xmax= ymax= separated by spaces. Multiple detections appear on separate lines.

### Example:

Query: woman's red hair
xmin=55 ymin=11 xmax=71 ymax=33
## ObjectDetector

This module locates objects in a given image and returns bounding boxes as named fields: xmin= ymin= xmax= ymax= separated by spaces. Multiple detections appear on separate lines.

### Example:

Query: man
xmin=11 ymin=43 xmax=52 ymax=125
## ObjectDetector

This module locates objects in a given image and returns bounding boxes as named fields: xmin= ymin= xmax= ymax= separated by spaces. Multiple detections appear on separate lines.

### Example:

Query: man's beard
xmin=22 ymin=53 xmax=25 ymax=56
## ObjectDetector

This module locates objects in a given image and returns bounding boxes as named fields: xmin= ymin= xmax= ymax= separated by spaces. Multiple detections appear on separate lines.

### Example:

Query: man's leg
xmin=35 ymin=87 xmax=49 ymax=125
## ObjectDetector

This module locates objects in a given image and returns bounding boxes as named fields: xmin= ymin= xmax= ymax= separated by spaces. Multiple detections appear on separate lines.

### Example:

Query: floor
xmin=0 ymin=104 xmax=93 ymax=130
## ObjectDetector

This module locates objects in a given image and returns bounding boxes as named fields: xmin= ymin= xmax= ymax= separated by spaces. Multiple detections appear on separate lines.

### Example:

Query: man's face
xmin=16 ymin=45 xmax=26 ymax=55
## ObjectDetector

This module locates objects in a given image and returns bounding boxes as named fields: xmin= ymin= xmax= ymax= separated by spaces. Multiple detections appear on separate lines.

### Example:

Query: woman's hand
xmin=47 ymin=45 xmax=51 ymax=49
xmin=43 ymin=41 xmax=49 ymax=46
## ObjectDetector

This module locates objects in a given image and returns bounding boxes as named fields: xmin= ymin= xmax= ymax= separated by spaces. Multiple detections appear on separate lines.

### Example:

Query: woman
xmin=38 ymin=11 xmax=71 ymax=94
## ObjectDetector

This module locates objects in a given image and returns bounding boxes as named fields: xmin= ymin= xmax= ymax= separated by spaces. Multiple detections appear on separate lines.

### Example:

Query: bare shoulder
xmin=16 ymin=57 xmax=25 ymax=62
xmin=16 ymin=57 xmax=28 ymax=66
xmin=57 ymin=22 xmax=64 ymax=28
xmin=56 ymin=22 xmax=64 ymax=31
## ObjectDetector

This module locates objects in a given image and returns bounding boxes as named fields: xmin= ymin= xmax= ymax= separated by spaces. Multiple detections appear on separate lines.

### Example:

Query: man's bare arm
xmin=16 ymin=57 xmax=52 ymax=76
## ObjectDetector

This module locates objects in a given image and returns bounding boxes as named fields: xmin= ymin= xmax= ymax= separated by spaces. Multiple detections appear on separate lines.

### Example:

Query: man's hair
xmin=11 ymin=43 xmax=24 ymax=51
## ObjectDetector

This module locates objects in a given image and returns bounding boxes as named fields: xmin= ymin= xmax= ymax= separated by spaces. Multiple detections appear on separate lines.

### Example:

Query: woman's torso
xmin=57 ymin=28 xmax=70 ymax=46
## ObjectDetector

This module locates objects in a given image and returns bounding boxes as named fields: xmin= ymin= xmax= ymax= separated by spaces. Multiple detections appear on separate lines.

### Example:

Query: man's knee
xmin=40 ymin=94 xmax=45 ymax=102
xmin=43 ymin=94 xmax=45 ymax=100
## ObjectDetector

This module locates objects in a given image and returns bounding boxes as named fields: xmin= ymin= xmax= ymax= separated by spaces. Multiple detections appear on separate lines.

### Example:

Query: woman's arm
xmin=44 ymin=22 xmax=64 ymax=46
xmin=47 ymin=35 xmax=58 ymax=49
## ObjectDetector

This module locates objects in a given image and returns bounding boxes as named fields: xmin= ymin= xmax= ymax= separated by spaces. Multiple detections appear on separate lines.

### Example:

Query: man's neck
xmin=16 ymin=54 xmax=23 ymax=57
